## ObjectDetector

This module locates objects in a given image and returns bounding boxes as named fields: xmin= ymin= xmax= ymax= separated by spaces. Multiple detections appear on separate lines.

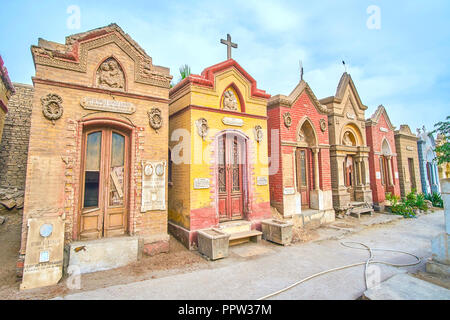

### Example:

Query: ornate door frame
xmin=215 ymin=130 xmax=249 ymax=222
xmin=76 ymin=118 xmax=133 ymax=240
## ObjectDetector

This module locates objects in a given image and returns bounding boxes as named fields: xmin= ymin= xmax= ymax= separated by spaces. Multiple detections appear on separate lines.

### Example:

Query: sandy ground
xmin=0 ymin=207 xmax=442 ymax=300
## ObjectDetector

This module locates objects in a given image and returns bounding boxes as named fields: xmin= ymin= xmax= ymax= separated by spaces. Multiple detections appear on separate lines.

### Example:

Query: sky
xmin=0 ymin=0 xmax=449 ymax=132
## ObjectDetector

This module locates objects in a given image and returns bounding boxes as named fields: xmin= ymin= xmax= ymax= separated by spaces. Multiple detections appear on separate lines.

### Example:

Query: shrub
xmin=425 ymin=192 xmax=443 ymax=208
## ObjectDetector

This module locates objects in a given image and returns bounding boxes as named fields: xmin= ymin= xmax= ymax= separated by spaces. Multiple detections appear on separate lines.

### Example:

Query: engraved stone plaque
xmin=81 ymin=97 xmax=136 ymax=114
xmin=257 ymin=176 xmax=268 ymax=186
xmin=141 ymin=160 xmax=166 ymax=212
xmin=194 ymin=178 xmax=210 ymax=189
xmin=406 ymin=146 xmax=414 ymax=151
xmin=20 ymin=216 xmax=65 ymax=290
xmin=222 ymin=117 xmax=244 ymax=127
xmin=380 ymin=127 xmax=389 ymax=133
xmin=284 ymin=187 xmax=295 ymax=195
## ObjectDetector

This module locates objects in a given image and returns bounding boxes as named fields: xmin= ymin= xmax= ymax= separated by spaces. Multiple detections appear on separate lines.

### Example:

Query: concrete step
xmin=228 ymin=230 xmax=262 ymax=246
xmin=218 ymin=220 xmax=251 ymax=234
xmin=363 ymin=273 xmax=450 ymax=300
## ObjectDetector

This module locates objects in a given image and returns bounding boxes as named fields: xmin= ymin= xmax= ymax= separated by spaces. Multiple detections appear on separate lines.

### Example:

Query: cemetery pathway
xmin=57 ymin=211 xmax=445 ymax=300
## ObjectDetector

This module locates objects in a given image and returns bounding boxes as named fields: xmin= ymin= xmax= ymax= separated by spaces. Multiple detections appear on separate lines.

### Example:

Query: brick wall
xmin=0 ymin=83 xmax=34 ymax=190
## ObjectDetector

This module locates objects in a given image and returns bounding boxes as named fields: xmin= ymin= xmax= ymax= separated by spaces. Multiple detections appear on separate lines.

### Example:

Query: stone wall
xmin=0 ymin=83 xmax=34 ymax=190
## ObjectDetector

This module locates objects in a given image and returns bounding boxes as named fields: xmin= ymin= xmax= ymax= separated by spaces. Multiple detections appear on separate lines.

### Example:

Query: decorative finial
xmin=220 ymin=34 xmax=238 ymax=60
xmin=342 ymin=60 xmax=347 ymax=73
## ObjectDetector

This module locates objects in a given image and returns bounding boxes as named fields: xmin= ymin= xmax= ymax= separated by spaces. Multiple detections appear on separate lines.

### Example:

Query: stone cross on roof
xmin=220 ymin=34 xmax=237 ymax=60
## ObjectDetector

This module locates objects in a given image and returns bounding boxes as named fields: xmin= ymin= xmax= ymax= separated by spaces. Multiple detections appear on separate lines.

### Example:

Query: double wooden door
xmin=296 ymin=148 xmax=310 ymax=208
xmin=79 ymin=127 xmax=129 ymax=240
xmin=218 ymin=134 xmax=245 ymax=222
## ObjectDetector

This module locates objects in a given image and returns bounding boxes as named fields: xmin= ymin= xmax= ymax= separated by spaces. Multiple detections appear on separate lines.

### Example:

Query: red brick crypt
xmin=267 ymin=78 xmax=335 ymax=224
xmin=365 ymin=105 xmax=401 ymax=208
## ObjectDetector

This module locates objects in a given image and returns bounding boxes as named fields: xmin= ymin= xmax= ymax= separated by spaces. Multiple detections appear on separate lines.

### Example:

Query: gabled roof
xmin=170 ymin=59 xmax=270 ymax=99
xmin=321 ymin=72 xmax=368 ymax=111
xmin=366 ymin=105 xmax=395 ymax=130
xmin=31 ymin=23 xmax=172 ymax=88
xmin=267 ymin=80 xmax=329 ymax=114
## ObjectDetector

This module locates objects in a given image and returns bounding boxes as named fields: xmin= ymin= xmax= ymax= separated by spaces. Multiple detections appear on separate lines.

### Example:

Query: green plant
xmin=385 ymin=192 xmax=400 ymax=205
xmin=425 ymin=192 xmax=443 ymax=208
xmin=391 ymin=201 xmax=416 ymax=219
xmin=415 ymin=193 xmax=428 ymax=211
xmin=179 ymin=64 xmax=191 ymax=81
xmin=432 ymin=116 xmax=450 ymax=165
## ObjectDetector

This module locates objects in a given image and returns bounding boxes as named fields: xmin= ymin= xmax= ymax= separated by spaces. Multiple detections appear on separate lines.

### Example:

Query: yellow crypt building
xmin=168 ymin=59 xmax=272 ymax=249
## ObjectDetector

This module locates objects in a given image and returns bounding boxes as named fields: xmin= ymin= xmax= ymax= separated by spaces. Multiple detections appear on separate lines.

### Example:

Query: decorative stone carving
xmin=196 ymin=118 xmax=209 ymax=141
xmin=254 ymin=125 xmax=263 ymax=143
xmin=148 ymin=108 xmax=163 ymax=132
xmin=96 ymin=58 xmax=125 ymax=91
xmin=41 ymin=94 xmax=63 ymax=124
xmin=222 ymin=90 xmax=238 ymax=111
xmin=346 ymin=112 xmax=355 ymax=120
xmin=343 ymin=131 xmax=354 ymax=146
xmin=283 ymin=112 xmax=292 ymax=128
xmin=320 ymin=119 xmax=327 ymax=132
xmin=32 ymin=29 xmax=172 ymax=89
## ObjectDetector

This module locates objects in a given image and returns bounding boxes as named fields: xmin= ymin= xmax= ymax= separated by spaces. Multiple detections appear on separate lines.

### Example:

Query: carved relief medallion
xmin=254 ymin=125 xmax=264 ymax=143
xmin=195 ymin=118 xmax=209 ymax=141
xmin=346 ymin=112 xmax=355 ymax=120
xmin=222 ymin=90 xmax=238 ymax=111
xmin=96 ymin=58 xmax=125 ymax=91
xmin=148 ymin=108 xmax=163 ymax=132
xmin=41 ymin=94 xmax=63 ymax=124
xmin=320 ymin=119 xmax=327 ymax=132
xmin=283 ymin=112 xmax=292 ymax=128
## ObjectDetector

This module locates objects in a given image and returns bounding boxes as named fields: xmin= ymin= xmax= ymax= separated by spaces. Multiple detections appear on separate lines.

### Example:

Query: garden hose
xmin=257 ymin=241 xmax=422 ymax=300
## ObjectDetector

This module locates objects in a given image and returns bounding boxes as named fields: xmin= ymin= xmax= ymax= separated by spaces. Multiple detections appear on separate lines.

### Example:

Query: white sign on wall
xmin=222 ymin=117 xmax=244 ymax=127
xmin=141 ymin=160 xmax=166 ymax=212
xmin=194 ymin=178 xmax=210 ymax=189
xmin=257 ymin=176 xmax=268 ymax=186
xmin=284 ymin=187 xmax=295 ymax=195
xmin=81 ymin=97 xmax=136 ymax=114
xmin=376 ymin=171 xmax=381 ymax=180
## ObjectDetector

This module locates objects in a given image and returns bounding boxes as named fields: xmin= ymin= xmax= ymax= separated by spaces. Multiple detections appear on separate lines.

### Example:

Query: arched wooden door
xmin=218 ymin=133 xmax=246 ymax=222
xmin=296 ymin=148 xmax=311 ymax=208
xmin=345 ymin=155 xmax=355 ymax=201
xmin=79 ymin=127 xmax=130 ymax=240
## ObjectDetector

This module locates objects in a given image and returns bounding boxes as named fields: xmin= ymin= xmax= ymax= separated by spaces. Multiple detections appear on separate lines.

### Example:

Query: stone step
xmin=228 ymin=230 xmax=262 ymax=246
xmin=218 ymin=220 xmax=252 ymax=234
